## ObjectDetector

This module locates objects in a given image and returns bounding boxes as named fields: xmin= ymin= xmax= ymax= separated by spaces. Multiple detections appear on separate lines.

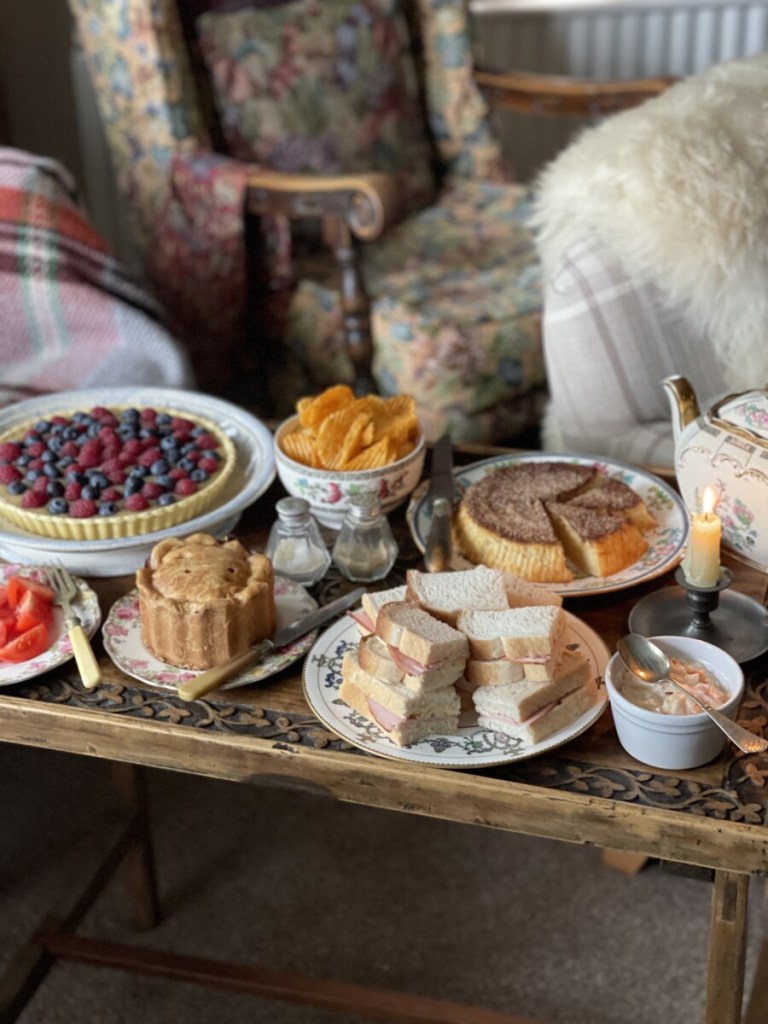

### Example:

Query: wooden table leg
xmin=109 ymin=763 xmax=160 ymax=930
xmin=705 ymin=870 xmax=749 ymax=1024
xmin=744 ymin=878 xmax=768 ymax=1024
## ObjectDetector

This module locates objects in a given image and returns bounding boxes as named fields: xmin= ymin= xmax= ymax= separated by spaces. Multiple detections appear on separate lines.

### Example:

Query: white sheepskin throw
xmin=530 ymin=53 xmax=768 ymax=391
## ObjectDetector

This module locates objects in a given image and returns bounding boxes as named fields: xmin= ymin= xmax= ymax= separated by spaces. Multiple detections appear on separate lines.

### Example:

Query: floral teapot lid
xmin=710 ymin=389 xmax=768 ymax=444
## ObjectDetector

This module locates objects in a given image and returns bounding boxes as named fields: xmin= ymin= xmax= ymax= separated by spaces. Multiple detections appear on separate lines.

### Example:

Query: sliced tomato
xmin=0 ymin=622 xmax=49 ymax=662
xmin=6 ymin=575 xmax=56 ymax=609
xmin=15 ymin=589 xmax=53 ymax=633
xmin=0 ymin=604 xmax=15 ymax=626
xmin=0 ymin=584 xmax=7 ymax=606
xmin=0 ymin=621 xmax=6 ymax=647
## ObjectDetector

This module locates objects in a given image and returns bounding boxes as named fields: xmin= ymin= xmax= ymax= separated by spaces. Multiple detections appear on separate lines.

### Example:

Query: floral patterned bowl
xmin=274 ymin=415 xmax=426 ymax=529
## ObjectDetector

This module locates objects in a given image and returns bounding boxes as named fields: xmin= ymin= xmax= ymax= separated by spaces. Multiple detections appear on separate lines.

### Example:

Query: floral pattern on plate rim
xmin=303 ymin=612 xmax=610 ymax=769
xmin=407 ymin=453 xmax=689 ymax=597
xmin=103 ymin=576 xmax=318 ymax=691
xmin=0 ymin=563 xmax=102 ymax=686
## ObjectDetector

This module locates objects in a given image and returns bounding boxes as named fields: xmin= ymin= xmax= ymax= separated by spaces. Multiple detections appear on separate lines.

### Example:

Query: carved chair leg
xmin=333 ymin=225 xmax=376 ymax=395
xmin=244 ymin=210 xmax=282 ymax=417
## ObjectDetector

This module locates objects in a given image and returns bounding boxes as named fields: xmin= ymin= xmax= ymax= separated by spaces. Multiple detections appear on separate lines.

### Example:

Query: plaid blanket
xmin=0 ymin=147 xmax=194 ymax=407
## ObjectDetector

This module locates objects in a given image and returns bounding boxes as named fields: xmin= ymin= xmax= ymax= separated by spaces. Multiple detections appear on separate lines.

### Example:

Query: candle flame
xmin=702 ymin=487 xmax=717 ymax=516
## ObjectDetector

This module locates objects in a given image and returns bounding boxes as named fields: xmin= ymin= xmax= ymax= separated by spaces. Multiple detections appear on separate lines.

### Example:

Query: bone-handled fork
xmin=47 ymin=564 xmax=101 ymax=690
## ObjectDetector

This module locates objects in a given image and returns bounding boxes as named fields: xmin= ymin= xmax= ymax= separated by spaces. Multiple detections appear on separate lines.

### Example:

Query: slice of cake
xmin=136 ymin=533 xmax=276 ymax=670
xmin=546 ymin=501 xmax=648 ymax=578
xmin=566 ymin=477 xmax=656 ymax=532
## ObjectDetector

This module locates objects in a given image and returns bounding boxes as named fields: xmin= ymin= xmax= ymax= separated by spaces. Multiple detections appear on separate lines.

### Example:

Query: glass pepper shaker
xmin=265 ymin=496 xmax=331 ymax=586
xmin=332 ymin=492 xmax=399 ymax=582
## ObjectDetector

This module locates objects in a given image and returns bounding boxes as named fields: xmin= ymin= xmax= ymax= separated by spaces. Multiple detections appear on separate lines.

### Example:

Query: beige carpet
xmin=1 ymin=743 xmax=763 ymax=1024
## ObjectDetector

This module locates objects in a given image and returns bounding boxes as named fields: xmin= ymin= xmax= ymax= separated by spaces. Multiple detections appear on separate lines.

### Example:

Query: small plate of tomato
xmin=0 ymin=565 xmax=101 ymax=685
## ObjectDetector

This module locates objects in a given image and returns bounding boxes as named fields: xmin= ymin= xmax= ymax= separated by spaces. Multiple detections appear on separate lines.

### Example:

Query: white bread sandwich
xmin=340 ymin=649 xmax=460 ymax=746
xmin=349 ymin=585 xmax=408 ymax=635
xmin=502 ymin=571 xmax=563 ymax=609
xmin=375 ymin=601 xmax=469 ymax=680
xmin=358 ymin=633 xmax=465 ymax=692
xmin=473 ymin=649 xmax=598 ymax=744
xmin=456 ymin=605 xmax=565 ymax=665
xmin=463 ymin=657 xmax=524 ymax=688
xmin=405 ymin=566 xmax=509 ymax=626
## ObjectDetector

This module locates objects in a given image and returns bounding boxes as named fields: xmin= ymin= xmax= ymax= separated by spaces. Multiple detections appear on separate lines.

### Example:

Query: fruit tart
xmin=0 ymin=405 xmax=236 ymax=541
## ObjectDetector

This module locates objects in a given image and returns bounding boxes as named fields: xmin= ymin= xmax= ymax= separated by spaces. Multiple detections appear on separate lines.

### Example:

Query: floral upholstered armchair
xmin=69 ymin=0 xmax=669 ymax=442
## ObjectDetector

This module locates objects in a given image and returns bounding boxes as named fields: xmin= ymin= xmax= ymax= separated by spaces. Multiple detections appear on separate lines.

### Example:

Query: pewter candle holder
xmin=628 ymin=566 xmax=768 ymax=664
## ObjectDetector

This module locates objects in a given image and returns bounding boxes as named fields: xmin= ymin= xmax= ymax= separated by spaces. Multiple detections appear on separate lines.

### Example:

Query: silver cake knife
xmin=424 ymin=434 xmax=454 ymax=572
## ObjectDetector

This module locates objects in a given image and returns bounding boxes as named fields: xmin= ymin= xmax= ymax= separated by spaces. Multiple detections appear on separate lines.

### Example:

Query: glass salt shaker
xmin=265 ymin=497 xmax=331 ymax=586
xmin=332 ymin=492 xmax=399 ymax=582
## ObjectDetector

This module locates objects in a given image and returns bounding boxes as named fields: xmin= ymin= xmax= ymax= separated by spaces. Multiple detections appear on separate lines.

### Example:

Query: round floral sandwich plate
xmin=407 ymin=452 xmax=689 ymax=597
xmin=103 ymin=577 xmax=318 ymax=692
xmin=0 ymin=387 xmax=276 ymax=577
xmin=302 ymin=610 xmax=610 ymax=769
xmin=0 ymin=564 xmax=102 ymax=687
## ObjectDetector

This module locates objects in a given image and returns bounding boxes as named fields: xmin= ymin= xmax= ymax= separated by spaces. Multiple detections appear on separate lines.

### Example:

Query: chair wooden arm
xmin=245 ymin=170 xmax=406 ymax=397
xmin=245 ymin=169 xmax=403 ymax=242
xmin=475 ymin=68 xmax=676 ymax=117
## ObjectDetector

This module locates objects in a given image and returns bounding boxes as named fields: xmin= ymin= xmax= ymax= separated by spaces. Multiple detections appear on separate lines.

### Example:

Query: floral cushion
xmin=285 ymin=179 xmax=544 ymax=443
xmin=414 ymin=0 xmax=507 ymax=182
xmin=196 ymin=0 xmax=436 ymax=211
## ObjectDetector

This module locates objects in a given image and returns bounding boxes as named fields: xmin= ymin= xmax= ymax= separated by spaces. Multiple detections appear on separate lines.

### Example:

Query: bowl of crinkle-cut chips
xmin=274 ymin=385 xmax=426 ymax=529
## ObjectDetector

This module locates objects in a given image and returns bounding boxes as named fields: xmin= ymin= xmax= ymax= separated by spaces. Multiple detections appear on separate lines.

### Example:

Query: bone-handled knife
xmin=424 ymin=433 xmax=454 ymax=573
xmin=178 ymin=586 xmax=366 ymax=701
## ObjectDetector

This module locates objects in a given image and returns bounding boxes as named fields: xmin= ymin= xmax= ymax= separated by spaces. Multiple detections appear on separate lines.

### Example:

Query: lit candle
xmin=682 ymin=487 xmax=721 ymax=587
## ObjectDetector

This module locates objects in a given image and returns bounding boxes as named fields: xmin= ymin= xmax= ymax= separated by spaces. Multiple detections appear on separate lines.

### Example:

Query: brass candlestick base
xmin=628 ymin=566 xmax=768 ymax=664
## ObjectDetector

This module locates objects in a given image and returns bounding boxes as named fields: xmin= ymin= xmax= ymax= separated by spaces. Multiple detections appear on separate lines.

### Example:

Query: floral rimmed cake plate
xmin=103 ymin=577 xmax=318 ymax=692
xmin=302 ymin=610 xmax=610 ymax=769
xmin=407 ymin=452 xmax=689 ymax=597
xmin=0 ymin=564 xmax=102 ymax=687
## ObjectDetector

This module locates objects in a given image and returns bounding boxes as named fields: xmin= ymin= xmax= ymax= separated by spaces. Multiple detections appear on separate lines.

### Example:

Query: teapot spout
xmin=663 ymin=375 xmax=700 ymax=442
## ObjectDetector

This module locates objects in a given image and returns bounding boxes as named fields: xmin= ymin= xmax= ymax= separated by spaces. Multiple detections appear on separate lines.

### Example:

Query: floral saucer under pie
xmin=103 ymin=576 xmax=318 ymax=692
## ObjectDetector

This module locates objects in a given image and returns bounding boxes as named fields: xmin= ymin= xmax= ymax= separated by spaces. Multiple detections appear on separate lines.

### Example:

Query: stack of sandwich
xmin=340 ymin=600 xmax=469 ymax=747
xmin=341 ymin=565 xmax=598 ymax=748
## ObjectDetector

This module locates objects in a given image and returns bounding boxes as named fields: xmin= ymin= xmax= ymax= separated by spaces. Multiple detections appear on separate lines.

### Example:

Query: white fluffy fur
xmin=531 ymin=54 xmax=768 ymax=392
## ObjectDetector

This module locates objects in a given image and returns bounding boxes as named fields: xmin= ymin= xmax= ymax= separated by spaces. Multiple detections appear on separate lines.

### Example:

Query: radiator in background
xmin=472 ymin=0 xmax=768 ymax=179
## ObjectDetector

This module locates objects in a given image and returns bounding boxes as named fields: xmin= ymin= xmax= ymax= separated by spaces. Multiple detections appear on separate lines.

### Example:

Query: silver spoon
xmin=617 ymin=634 xmax=768 ymax=755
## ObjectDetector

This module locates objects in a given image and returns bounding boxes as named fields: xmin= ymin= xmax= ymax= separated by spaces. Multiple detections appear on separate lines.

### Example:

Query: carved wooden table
xmin=0 ymin=460 xmax=766 ymax=1024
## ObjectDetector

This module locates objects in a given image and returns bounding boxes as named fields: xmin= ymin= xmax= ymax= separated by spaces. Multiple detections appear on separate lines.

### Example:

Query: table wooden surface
xmin=0 ymin=447 xmax=766 ymax=1024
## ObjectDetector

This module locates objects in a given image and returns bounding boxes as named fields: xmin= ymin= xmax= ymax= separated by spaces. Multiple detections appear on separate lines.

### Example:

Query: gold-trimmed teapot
xmin=664 ymin=375 xmax=768 ymax=572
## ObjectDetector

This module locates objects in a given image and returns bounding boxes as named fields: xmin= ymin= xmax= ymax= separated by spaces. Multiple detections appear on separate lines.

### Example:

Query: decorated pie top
xmin=0 ymin=405 xmax=236 ymax=541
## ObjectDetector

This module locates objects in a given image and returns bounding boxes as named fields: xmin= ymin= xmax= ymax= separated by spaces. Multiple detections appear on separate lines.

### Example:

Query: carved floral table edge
xmin=12 ymin=661 xmax=768 ymax=827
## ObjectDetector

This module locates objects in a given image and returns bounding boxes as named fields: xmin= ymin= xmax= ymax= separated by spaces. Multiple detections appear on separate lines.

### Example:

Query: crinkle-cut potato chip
xmin=371 ymin=396 xmax=418 ymax=447
xmin=280 ymin=429 xmax=316 ymax=467
xmin=343 ymin=436 xmax=395 ymax=471
xmin=297 ymin=384 xmax=355 ymax=431
xmin=315 ymin=406 xmax=373 ymax=470
xmin=282 ymin=385 xmax=420 ymax=471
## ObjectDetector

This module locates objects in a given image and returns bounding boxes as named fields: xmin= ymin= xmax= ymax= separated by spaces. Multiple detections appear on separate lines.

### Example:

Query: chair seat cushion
xmin=286 ymin=180 xmax=545 ymax=443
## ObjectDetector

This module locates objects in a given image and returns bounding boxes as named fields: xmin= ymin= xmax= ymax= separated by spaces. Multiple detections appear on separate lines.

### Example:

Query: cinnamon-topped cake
xmin=136 ymin=533 xmax=276 ymax=670
xmin=0 ymin=405 xmax=236 ymax=541
xmin=453 ymin=462 xmax=655 ymax=582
